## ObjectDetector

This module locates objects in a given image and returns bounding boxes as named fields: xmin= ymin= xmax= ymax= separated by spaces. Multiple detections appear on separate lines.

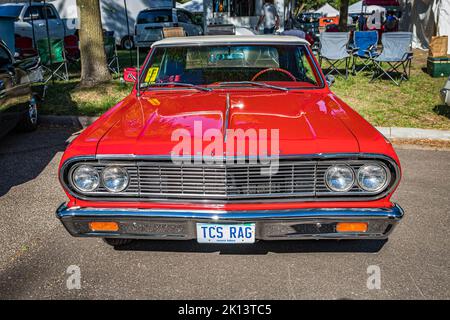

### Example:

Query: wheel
xmin=121 ymin=36 xmax=134 ymax=50
xmin=17 ymin=96 xmax=38 ymax=132
xmin=103 ymin=238 xmax=134 ymax=247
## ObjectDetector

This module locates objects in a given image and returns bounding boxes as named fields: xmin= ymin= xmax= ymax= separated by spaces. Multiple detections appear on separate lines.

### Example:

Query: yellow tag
xmin=145 ymin=67 xmax=159 ymax=83
xmin=149 ymin=98 xmax=160 ymax=106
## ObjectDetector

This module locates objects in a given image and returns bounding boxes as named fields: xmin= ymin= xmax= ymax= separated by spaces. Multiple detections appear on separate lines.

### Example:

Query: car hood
xmin=93 ymin=90 xmax=370 ymax=156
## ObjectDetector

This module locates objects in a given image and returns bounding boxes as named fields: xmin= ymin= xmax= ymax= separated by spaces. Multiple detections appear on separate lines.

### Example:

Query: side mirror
xmin=123 ymin=67 xmax=137 ymax=83
xmin=325 ymin=74 xmax=335 ymax=87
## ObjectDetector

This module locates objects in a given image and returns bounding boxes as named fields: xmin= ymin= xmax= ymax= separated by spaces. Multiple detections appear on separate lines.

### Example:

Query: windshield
xmin=0 ymin=5 xmax=23 ymax=17
xmin=137 ymin=10 xmax=173 ymax=24
xmin=141 ymin=44 xmax=324 ymax=89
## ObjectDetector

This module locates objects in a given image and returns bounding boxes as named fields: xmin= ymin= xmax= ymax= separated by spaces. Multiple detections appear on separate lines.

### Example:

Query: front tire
xmin=17 ymin=97 xmax=38 ymax=132
xmin=103 ymin=238 xmax=134 ymax=247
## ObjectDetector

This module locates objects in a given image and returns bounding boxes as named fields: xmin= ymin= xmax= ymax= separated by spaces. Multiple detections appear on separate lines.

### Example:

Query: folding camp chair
xmin=319 ymin=32 xmax=351 ymax=79
xmin=36 ymin=38 xmax=69 ymax=84
xmin=64 ymin=35 xmax=80 ymax=64
xmin=351 ymin=31 xmax=378 ymax=74
xmin=15 ymin=35 xmax=38 ymax=59
xmin=370 ymin=32 xmax=413 ymax=86
xmin=104 ymin=35 xmax=120 ymax=76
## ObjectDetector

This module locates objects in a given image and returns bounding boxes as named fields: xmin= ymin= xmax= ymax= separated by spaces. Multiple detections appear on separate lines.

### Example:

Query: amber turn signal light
xmin=89 ymin=221 xmax=119 ymax=232
xmin=336 ymin=222 xmax=368 ymax=233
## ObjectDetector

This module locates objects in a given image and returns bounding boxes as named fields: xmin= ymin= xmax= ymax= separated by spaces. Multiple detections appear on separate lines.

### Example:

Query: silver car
xmin=135 ymin=8 xmax=203 ymax=47
xmin=0 ymin=2 xmax=76 ymax=42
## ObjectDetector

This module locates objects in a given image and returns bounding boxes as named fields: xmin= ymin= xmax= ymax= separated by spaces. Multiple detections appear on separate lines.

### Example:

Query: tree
xmin=78 ymin=0 xmax=111 ymax=87
xmin=338 ymin=0 xmax=350 ymax=31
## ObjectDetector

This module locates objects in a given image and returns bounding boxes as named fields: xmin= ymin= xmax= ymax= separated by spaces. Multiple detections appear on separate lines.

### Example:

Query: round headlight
xmin=325 ymin=165 xmax=355 ymax=192
xmin=72 ymin=165 xmax=100 ymax=192
xmin=102 ymin=166 xmax=129 ymax=193
xmin=357 ymin=164 xmax=388 ymax=192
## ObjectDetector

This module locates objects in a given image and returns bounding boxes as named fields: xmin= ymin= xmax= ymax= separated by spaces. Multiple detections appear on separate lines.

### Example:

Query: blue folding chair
xmin=351 ymin=31 xmax=378 ymax=74
xmin=370 ymin=32 xmax=413 ymax=86
xmin=319 ymin=32 xmax=351 ymax=79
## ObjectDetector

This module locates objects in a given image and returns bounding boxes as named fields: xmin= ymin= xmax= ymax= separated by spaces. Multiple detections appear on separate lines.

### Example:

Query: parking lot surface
xmin=0 ymin=128 xmax=449 ymax=299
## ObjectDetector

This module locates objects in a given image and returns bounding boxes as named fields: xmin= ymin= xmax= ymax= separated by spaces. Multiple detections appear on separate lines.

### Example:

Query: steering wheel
xmin=251 ymin=68 xmax=297 ymax=82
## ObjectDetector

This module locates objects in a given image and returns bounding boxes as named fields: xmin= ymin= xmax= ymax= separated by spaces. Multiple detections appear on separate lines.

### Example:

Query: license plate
xmin=196 ymin=223 xmax=256 ymax=244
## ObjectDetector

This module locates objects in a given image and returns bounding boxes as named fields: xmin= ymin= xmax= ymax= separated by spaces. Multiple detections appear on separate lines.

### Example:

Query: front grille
xmin=63 ymin=157 xmax=397 ymax=202
xmin=138 ymin=161 xmax=317 ymax=199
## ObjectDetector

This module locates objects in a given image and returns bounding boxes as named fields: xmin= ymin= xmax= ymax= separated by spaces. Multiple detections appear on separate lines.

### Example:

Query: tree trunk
xmin=338 ymin=0 xmax=350 ymax=32
xmin=78 ymin=0 xmax=111 ymax=87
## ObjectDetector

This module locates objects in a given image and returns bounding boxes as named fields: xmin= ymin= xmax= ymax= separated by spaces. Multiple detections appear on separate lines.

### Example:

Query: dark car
xmin=0 ymin=40 xmax=39 ymax=139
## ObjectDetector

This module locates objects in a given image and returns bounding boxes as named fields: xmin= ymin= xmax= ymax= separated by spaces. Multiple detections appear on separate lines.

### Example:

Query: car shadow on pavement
xmin=115 ymin=239 xmax=388 ymax=254
xmin=0 ymin=127 xmax=78 ymax=197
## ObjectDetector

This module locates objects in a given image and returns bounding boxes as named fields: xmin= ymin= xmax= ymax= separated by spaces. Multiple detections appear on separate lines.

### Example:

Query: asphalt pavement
xmin=0 ymin=127 xmax=449 ymax=299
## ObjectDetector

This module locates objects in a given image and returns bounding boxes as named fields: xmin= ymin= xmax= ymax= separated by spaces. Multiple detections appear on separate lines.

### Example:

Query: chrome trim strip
xmin=57 ymin=203 xmax=404 ymax=220
xmin=151 ymin=41 xmax=309 ymax=49
xmin=59 ymin=153 xmax=401 ymax=204
xmin=224 ymin=93 xmax=230 ymax=143
xmin=93 ymin=153 xmax=393 ymax=161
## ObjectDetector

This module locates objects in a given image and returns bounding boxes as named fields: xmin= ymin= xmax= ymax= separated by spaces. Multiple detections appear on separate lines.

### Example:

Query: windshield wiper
xmin=144 ymin=82 xmax=212 ymax=92
xmin=216 ymin=81 xmax=288 ymax=91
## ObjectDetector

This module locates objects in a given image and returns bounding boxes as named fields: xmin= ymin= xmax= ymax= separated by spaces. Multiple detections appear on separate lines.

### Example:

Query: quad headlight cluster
xmin=325 ymin=164 xmax=389 ymax=193
xmin=72 ymin=165 xmax=129 ymax=193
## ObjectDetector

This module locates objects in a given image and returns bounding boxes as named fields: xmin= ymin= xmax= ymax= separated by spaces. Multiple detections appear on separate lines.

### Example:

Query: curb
xmin=376 ymin=127 xmax=450 ymax=141
xmin=40 ymin=116 xmax=450 ymax=141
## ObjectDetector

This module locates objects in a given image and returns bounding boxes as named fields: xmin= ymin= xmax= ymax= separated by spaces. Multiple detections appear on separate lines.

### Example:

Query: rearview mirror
xmin=123 ymin=67 xmax=137 ymax=83
xmin=325 ymin=74 xmax=335 ymax=87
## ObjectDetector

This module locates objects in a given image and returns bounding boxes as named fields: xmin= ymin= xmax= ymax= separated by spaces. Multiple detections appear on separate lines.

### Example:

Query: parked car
xmin=440 ymin=76 xmax=450 ymax=106
xmin=0 ymin=40 xmax=39 ymax=139
xmin=50 ymin=0 xmax=175 ymax=49
xmin=135 ymin=8 xmax=203 ymax=47
xmin=56 ymin=35 xmax=403 ymax=247
xmin=0 ymin=2 xmax=76 ymax=45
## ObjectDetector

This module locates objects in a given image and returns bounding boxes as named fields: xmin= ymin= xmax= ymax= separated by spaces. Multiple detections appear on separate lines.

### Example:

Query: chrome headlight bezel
xmin=324 ymin=164 xmax=355 ymax=192
xmin=71 ymin=165 xmax=100 ymax=192
xmin=101 ymin=166 xmax=129 ymax=193
xmin=357 ymin=164 xmax=390 ymax=192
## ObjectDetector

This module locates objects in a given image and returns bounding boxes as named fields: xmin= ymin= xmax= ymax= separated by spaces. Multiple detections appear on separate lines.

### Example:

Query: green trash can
xmin=427 ymin=56 xmax=450 ymax=77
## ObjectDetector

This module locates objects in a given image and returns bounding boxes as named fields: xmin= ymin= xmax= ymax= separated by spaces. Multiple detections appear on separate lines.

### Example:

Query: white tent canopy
xmin=348 ymin=0 xmax=386 ymax=15
xmin=314 ymin=3 xmax=339 ymax=17
xmin=399 ymin=0 xmax=450 ymax=54
xmin=177 ymin=0 xmax=203 ymax=13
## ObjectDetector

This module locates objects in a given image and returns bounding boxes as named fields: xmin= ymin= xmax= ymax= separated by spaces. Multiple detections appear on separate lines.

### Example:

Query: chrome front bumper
xmin=56 ymin=203 xmax=404 ymax=240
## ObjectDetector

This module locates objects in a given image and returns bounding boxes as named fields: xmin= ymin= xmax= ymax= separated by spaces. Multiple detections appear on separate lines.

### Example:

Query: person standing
xmin=384 ymin=11 xmax=399 ymax=32
xmin=357 ymin=13 xmax=366 ymax=31
xmin=256 ymin=0 xmax=280 ymax=34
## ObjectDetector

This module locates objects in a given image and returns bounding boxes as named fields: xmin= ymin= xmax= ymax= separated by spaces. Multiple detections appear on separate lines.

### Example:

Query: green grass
xmin=329 ymin=50 xmax=450 ymax=130
xmin=39 ymin=49 xmax=140 ymax=116
xmin=40 ymin=49 xmax=450 ymax=130
xmin=39 ymin=49 xmax=146 ymax=116
xmin=39 ymin=79 xmax=133 ymax=116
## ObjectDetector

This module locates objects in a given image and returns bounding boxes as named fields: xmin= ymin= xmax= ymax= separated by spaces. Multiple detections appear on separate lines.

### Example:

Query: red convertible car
xmin=57 ymin=36 xmax=403 ymax=247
